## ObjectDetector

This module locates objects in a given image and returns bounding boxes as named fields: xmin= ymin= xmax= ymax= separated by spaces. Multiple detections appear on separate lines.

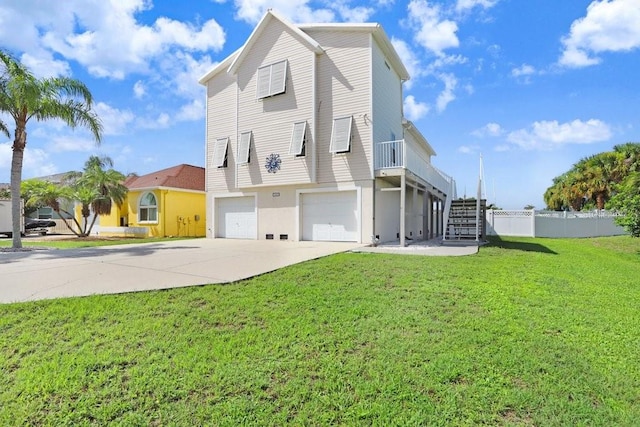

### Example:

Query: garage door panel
xmin=302 ymin=191 xmax=357 ymax=242
xmin=217 ymin=197 xmax=256 ymax=239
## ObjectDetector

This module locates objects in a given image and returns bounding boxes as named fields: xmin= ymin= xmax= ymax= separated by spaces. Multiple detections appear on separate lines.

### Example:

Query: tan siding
xmin=305 ymin=30 xmax=373 ymax=184
xmin=372 ymin=39 xmax=403 ymax=144
xmin=206 ymin=73 xmax=237 ymax=192
xmin=235 ymin=19 xmax=316 ymax=188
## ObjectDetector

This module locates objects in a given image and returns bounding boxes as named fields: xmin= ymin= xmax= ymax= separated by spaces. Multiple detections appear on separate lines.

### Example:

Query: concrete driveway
xmin=0 ymin=239 xmax=363 ymax=304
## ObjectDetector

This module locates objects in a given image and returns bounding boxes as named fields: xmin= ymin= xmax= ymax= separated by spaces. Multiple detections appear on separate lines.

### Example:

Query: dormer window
xmin=289 ymin=121 xmax=307 ymax=156
xmin=256 ymin=60 xmax=287 ymax=99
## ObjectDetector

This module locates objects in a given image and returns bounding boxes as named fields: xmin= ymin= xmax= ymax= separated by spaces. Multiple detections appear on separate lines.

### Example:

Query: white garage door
xmin=216 ymin=197 xmax=257 ymax=239
xmin=302 ymin=191 xmax=358 ymax=242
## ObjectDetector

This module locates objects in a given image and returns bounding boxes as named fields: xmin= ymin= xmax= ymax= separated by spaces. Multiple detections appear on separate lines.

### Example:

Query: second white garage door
xmin=216 ymin=196 xmax=257 ymax=239
xmin=301 ymin=191 xmax=358 ymax=242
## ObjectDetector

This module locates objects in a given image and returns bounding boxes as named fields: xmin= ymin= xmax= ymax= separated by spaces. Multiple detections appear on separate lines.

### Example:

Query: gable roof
xmin=227 ymin=10 xmax=324 ymax=76
xmin=199 ymin=10 xmax=410 ymax=86
xmin=125 ymin=164 xmax=205 ymax=192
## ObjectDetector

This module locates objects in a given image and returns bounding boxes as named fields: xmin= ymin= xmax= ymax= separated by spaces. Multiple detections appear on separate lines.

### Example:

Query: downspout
xmin=369 ymin=33 xmax=375 ymax=245
xmin=235 ymin=80 xmax=240 ymax=189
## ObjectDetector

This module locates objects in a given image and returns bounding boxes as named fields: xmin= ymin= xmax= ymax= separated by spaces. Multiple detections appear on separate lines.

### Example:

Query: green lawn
xmin=1 ymin=236 xmax=639 ymax=426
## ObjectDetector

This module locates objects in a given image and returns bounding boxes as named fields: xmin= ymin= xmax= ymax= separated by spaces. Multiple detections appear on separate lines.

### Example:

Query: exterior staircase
xmin=444 ymin=198 xmax=487 ymax=242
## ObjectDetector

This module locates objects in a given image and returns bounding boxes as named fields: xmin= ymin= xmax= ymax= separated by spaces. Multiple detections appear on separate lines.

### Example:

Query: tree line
xmin=544 ymin=143 xmax=640 ymax=236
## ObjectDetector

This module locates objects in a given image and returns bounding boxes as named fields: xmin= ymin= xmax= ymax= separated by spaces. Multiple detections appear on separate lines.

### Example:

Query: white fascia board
xmin=127 ymin=186 xmax=205 ymax=194
xmin=403 ymin=119 xmax=437 ymax=156
xmin=198 ymin=50 xmax=240 ymax=85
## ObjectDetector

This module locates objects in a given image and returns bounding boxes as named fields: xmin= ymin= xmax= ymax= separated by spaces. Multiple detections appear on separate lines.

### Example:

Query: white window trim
xmin=238 ymin=131 xmax=252 ymax=165
xmin=213 ymin=137 xmax=229 ymax=168
xmin=256 ymin=60 xmax=287 ymax=99
xmin=289 ymin=121 xmax=307 ymax=156
xmin=138 ymin=191 xmax=158 ymax=224
xmin=330 ymin=116 xmax=353 ymax=153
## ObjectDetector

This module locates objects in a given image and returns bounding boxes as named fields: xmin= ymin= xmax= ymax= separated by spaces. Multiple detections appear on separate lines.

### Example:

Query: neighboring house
xmin=99 ymin=164 xmax=206 ymax=238
xmin=26 ymin=172 xmax=76 ymax=221
xmin=199 ymin=10 xmax=456 ymax=245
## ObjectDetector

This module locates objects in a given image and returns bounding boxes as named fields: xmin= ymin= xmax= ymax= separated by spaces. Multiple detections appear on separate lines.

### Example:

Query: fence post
xmin=531 ymin=209 xmax=536 ymax=237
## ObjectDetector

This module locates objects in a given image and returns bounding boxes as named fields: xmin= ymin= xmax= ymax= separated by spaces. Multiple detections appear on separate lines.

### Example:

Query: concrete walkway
xmin=352 ymin=238 xmax=480 ymax=256
xmin=0 ymin=237 xmax=479 ymax=304
xmin=0 ymin=239 xmax=363 ymax=304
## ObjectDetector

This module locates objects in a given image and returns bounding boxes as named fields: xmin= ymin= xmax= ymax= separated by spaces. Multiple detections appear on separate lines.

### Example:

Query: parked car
xmin=25 ymin=218 xmax=57 ymax=236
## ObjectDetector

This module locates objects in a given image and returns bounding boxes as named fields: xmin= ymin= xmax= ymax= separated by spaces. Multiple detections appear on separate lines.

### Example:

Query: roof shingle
xmin=125 ymin=164 xmax=205 ymax=191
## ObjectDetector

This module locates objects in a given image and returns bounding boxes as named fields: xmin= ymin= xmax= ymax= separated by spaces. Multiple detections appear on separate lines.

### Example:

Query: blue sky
xmin=1 ymin=0 xmax=639 ymax=209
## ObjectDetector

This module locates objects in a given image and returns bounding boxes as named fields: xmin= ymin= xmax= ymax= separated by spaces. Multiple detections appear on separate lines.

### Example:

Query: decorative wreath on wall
xmin=265 ymin=153 xmax=281 ymax=174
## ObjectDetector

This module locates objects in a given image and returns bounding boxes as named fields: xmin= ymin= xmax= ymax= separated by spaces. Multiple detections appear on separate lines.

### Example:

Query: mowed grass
xmin=1 ymin=236 xmax=639 ymax=426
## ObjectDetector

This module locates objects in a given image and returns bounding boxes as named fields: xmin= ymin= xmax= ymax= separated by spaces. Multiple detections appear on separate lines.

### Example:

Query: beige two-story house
xmin=199 ymin=10 xmax=456 ymax=244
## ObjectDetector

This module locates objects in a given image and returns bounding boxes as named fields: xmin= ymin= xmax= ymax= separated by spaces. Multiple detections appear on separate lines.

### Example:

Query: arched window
xmin=139 ymin=192 xmax=158 ymax=223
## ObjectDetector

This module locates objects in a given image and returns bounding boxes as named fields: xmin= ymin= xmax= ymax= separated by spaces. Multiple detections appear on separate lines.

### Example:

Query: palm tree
xmin=0 ymin=120 xmax=8 ymax=139
xmin=23 ymin=179 xmax=84 ymax=236
xmin=0 ymin=50 xmax=102 ymax=248
xmin=72 ymin=156 xmax=127 ymax=236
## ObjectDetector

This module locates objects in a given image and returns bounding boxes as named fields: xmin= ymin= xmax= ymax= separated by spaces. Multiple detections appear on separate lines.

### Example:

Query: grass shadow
xmin=486 ymin=236 xmax=558 ymax=254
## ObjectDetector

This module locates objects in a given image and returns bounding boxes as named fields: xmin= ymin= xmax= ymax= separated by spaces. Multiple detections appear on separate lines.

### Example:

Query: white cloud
xmin=93 ymin=102 xmax=136 ymax=136
xmin=511 ymin=64 xmax=535 ymax=77
xmin=407 ymin=0 xmax=459 ymax=56
xmin=176 ymin=99 xmax=205 ymax=122
xmin=133 ymin=81 xmax=146 ymax=99
xmin=23 ymin=147 xmax=58 ymax=177
xmin=436 ymin=73 xmax=457 ymax=112
xmin=456 ymin=0 xmax=498 ymax=12
xmin=0 ymin=142 xmax=57 ymax=181
xmin=404 ymin=95 xmax=430 ymax=121
xmin=166 ymin=52 xmax=217 ymax=99
xmin=234 ymin=0 xmax=334 ymax=24
xmin=20 ymin=51 xmax=70 ymax=78
xmin=457 ymin=145 xmax=480 ymax=154
xmin=0 ymin=143 xmax=12 ymax=181
xmin=391 ymin=37 xmax=423 ymax=87
xmin=507 ymin=119 xmax=612 ymax=150
xmin=511 ymin=63 xmax=536 ymax=84
xmin=137 ymin=113 xmax=171 ymax=130
xmin=335 ymin=3 xmax=374 ymax=22
xmin=49 ymin=135 xmax=96 ymax=153
xmin=1 ymin=0 xmax=226 ymax=80
xmin=559 ymin=0 xmax=640 ymax=68
xmin=472 ymin=122 xmax=504 ymax=137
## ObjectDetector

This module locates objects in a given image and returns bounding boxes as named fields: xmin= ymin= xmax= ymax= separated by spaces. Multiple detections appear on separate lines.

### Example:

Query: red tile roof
xmin=125 ymin=164 xmax=205 ymax=191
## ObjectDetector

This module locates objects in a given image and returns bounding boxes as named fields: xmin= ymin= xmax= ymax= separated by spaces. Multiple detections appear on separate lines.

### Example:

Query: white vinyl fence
xmin=486 ymin=209 xmax=627 ymax=238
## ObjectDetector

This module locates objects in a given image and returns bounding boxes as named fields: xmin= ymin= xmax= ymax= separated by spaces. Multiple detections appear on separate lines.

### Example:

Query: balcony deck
xmin=374 ymin=140 xmax=452 ymax=196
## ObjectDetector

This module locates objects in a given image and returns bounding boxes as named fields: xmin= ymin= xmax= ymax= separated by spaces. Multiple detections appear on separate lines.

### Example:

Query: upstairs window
xmin=330 ymin=116 xmax=353 ymax=153
xmin=289 ymin=121 xmax=307 ymax=156
xmin=213 ymin=137 xmax=229 ymax=168
xmin=139 ymin=192 xmax=158 ymax=223
xmin=238 ymin=131 xmax=252 ymax=165
xmin=256 ymin=60 xmax=287 ymax=99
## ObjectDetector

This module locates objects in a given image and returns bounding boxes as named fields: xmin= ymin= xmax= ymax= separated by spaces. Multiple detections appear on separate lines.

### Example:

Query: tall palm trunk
xmin=596 ymin=192 xmax=606 ymax=210
xmin=10 ymin=123 xmax=27 ymax=249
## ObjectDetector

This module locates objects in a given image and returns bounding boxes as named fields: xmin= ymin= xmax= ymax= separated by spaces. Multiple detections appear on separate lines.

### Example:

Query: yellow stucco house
xmin=99 ymin=164 xmax=206 ymax=238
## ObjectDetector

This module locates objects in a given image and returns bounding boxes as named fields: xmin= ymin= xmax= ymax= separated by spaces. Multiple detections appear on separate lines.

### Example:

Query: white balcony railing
xmin=374 ymin=139 xmax=453 ymax=195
